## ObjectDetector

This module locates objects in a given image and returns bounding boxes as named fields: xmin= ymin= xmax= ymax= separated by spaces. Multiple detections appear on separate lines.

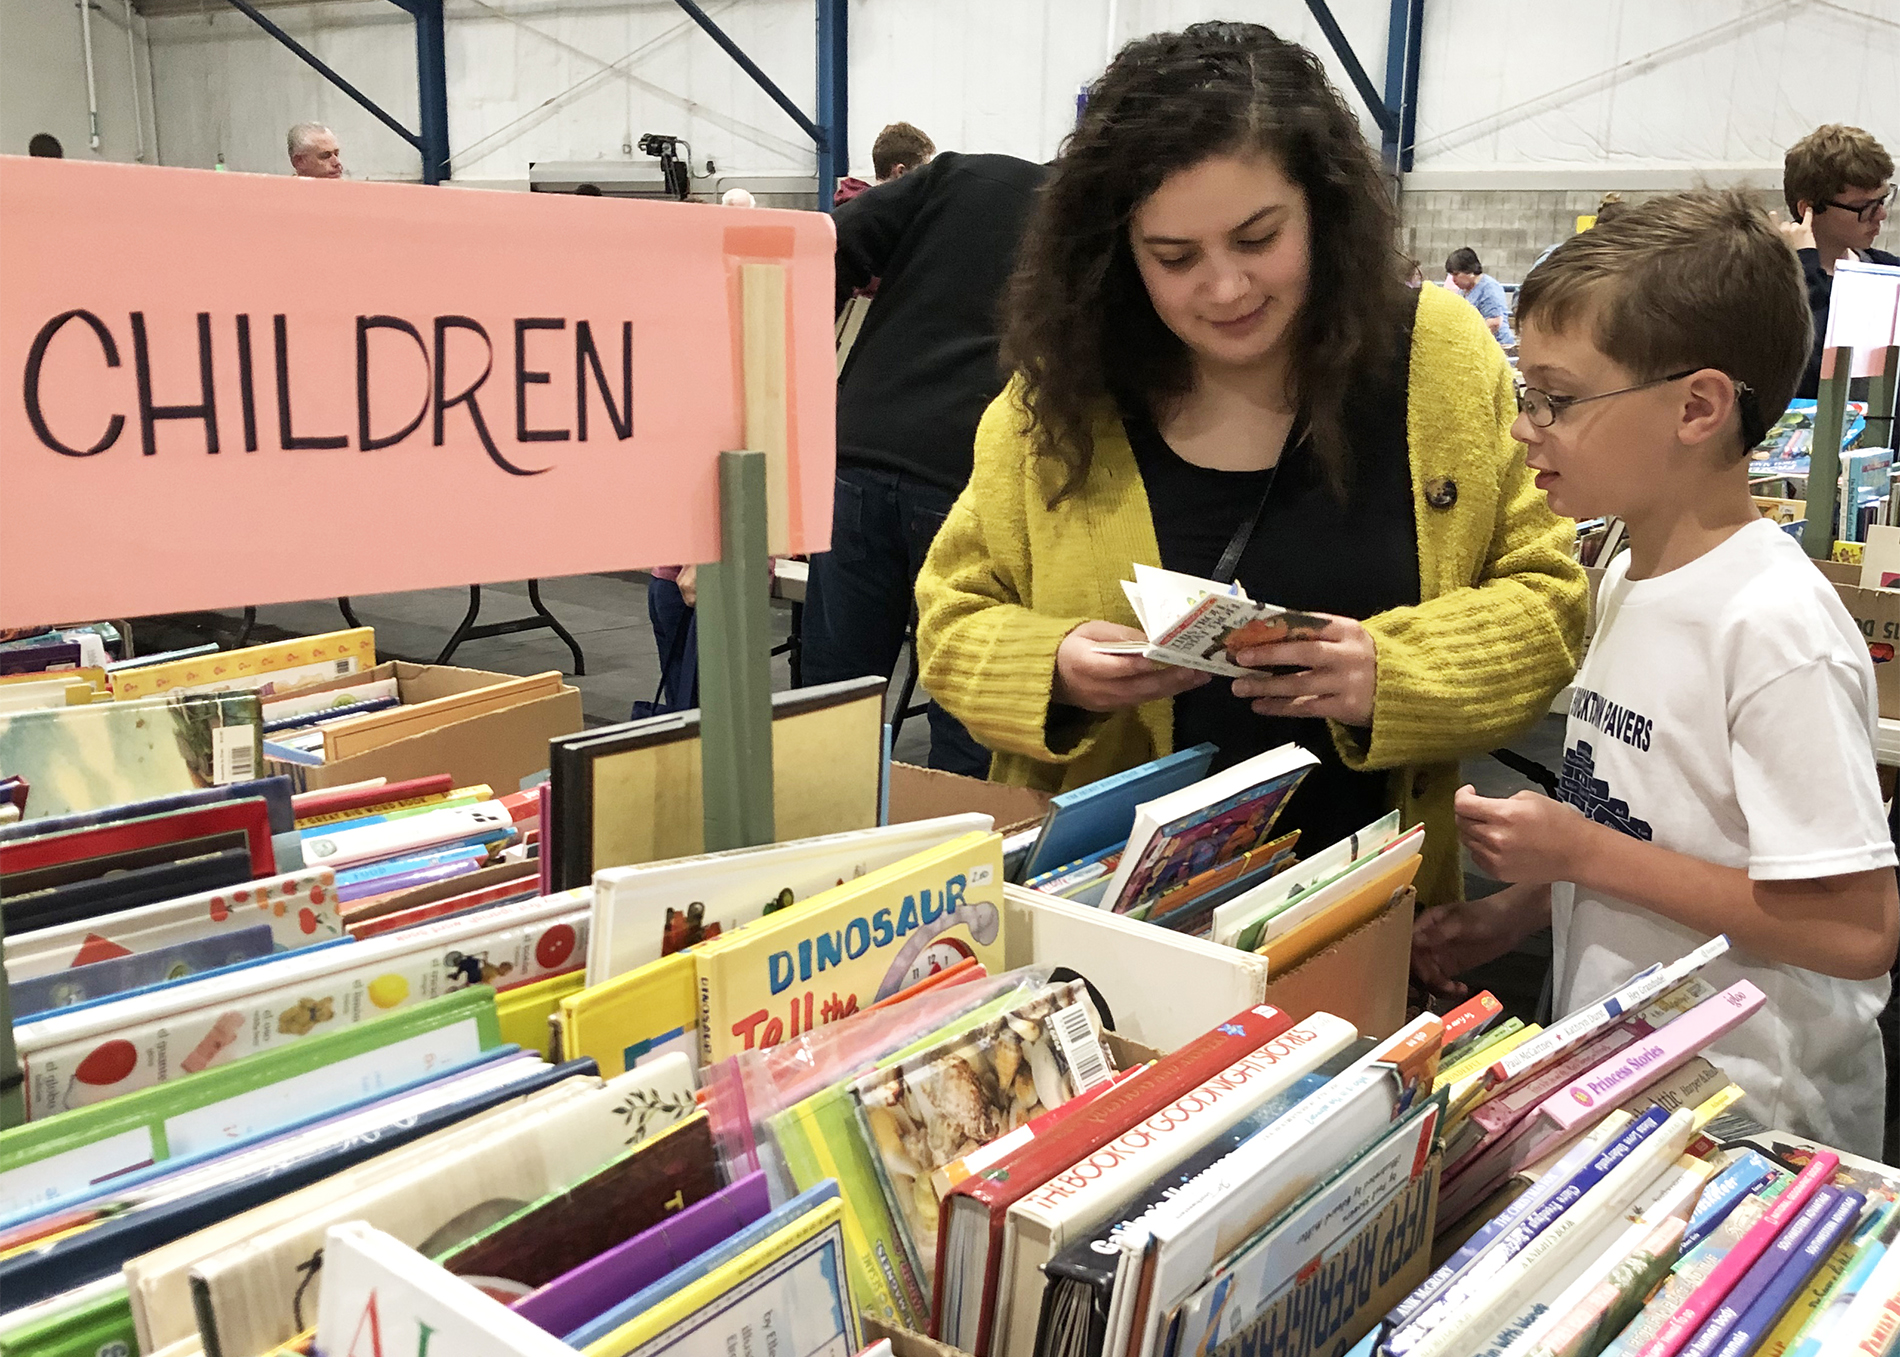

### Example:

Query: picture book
xmin=108 ymin=628 xmax=375 ymax=701
xmin=1094 ymin=563 xmax=1332 ymax=679
xmin=693 ymin=830 xmax=1008 ymax=1064
xmin=1210 ymin=809 xmax=1401 ymax=948
xmin=853 ymin=979 xmax=1115 ymax=1283
xmin=1748 ymin=398 xmax=1869 ymax=477
xmin=0 ymin=796 xmax=277 ymax=881
xmin=1100 ymin=743 xmax=1318 ymax=919
xmin=10 ymin=924 xmax=276 ymax=1016
xmin=0 ymin=692 xmax=264 ymax=820
xmin=560 ymin=951 xmax=699 ymax=1078
xmin=1016 ymin=743 xmax=1218 ymax=882
xmin=587 ymin=813 xmax=993 ymax=985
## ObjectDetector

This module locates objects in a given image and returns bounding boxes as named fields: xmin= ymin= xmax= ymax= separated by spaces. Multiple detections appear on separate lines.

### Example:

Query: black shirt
xmin=833 ymin=152 xmax=1048 ymax=491
xmin=1126 ymin=298 xmax=1420 ymax=856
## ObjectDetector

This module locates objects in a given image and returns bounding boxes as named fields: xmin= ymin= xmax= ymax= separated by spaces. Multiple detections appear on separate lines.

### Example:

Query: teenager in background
xmin=1779 ymin=124 xmax=1895 ymax=399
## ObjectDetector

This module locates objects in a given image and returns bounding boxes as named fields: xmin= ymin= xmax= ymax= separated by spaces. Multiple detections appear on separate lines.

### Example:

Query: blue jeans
xmin=802 ymin=467 xmax=990 ymax=777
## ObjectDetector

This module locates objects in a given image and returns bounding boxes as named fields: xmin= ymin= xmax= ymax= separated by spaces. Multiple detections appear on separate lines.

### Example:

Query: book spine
xmin=1711 ymin=1188 xmax=1864 ymax=1357
xmin=1819 ymin=1228 xmax=1900 ymax=1357
xmin=1680 ymin=1153 xmax=1776 ymax=1254
xmin=1439 ymin=990 xmax=1504 ymax=1052
xmin=1681 ymin=1187 xmax=1843 ymax=1357
xmin=1543 ymin=982 xmax=1765 ymax=1133
xmin=1634 ymin=1151 xmax=1839 ymax=1357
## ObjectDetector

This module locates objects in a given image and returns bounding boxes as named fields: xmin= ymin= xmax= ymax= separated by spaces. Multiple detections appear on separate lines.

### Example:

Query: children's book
xmin=1211 ymin=810 xmax=1403 ymax=950
xmin=853 ymin=979 xmax=1116 ymax=1285
xmin=1094 ymin=563 xmax=1332 ymax=679
xmin=692 ymin=831 xmax=1009 ymax=1064
xmin=587 ymin=813 xmax=993 ymax=985
xmin=10 ymin=925 xmax=276 ymax=1017
xmin=1016 ymin=744 xmax=1218 ymax=882
xmin=109 ymin=628 xmax=375 ymax=701
xmin=1098 ymin=743 xmax=1318 ymax=919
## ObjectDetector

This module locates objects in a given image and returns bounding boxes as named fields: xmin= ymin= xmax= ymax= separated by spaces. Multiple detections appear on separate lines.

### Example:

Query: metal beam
xmin=1302 ymin=0 xmax=1398 ymax=137
xmin=815 ymin=0 xmax=847 ymax=207
xmin=222 ymin=0 xmax=422 ymax=152
xmin=1398 ymin=0 xmax=1423 ymax=173
xmin=671 ymin=0 xmax=824 ymax=146
xmin=408 ymin=0 xmax=450 ymax=184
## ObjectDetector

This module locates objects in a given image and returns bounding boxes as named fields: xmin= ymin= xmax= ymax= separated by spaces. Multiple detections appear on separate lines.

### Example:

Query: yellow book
xmin=498 ymin=970 xmax=586 ymax=1058
xmin=1258 ymin=854 xmax=1421 ymax=974
xmin=1436 ymin=1022 xmax=1542 ymax=1096
xmin=0 ymin=666 xmax=108 ymax=695
xmin=691 ymin=831 xmax=1007 ymax=1065
xmin=560 ymin=953 xmax=698 ymax=1077
xmin=581 ymin=1191 xmax=856 ymax=1357
xmin=111 ymin=628 xmax=375 ymax=700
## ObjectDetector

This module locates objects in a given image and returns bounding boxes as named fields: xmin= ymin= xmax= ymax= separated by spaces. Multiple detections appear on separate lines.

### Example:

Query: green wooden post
xmin=1803 ymin=347 xmax=1854 ymax=560
xmin=0 ymin=907 xmax=22 ymax=1131
xmin=1868 ymin=345 xmax=1899 ymax=453
xmin=697 ymin=450 xmax=776 ymax=852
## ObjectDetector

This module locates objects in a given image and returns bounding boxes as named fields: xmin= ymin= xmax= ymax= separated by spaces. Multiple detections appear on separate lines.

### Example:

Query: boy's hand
xmin=1229 ymin=614 xmax=1377 ymax=726
xmin=1456 ymin=784 xmax=1589 ymax=885
xmin=1411 ymin=883 xmax=1552 ymax=1000
xmin=1773 ymin=206 xmax=1816 ymax=253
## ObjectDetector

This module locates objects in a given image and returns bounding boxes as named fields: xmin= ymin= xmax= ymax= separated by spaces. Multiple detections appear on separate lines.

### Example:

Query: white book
xmin=3 ymin=867 xmax=343 ymax=981
xmin=316 ymin=1221 xmax=574 ymax=1356
xmin=1398 ymin=1108 xmax=1697 ymax=1357
xmin=301 ymin=798 xmax=520 ymax=869
xmin=1096 ymin=563 xmax=1329 ymax=679
xmin=1096 ymin=743 xmax=1319 ymax=919
xmin=1209 ymin=810 xmax=1401 ymax=948
xmin=1003 ymin=885 xmax=1268 ymax=1054
xmin=586 ymin=813 xmax=991 ymax=984
xmin=1829 ymin=1224 xmax=1900 ymax=1355
xmin=15 ymin=888 xmax=590 ymax=1118
xmin=260 ymin=677 xmax=400 ymax=722
xmin=990 ymin=1013 xmax=1358 ymax=1357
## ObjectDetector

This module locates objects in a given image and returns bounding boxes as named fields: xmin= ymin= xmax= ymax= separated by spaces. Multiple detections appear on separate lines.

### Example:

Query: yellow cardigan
xmin=913 ymin=283 xmax=1587 ymax=906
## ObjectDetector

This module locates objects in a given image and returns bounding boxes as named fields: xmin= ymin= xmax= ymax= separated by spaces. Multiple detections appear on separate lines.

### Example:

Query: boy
xmin=1779 ymin=123 xmax=1895 ymax=398
xmin=1412 ymin=189 xmax=1899 ymax=1156
xmin=1445 ymin=246 xmax=1515 ymax=346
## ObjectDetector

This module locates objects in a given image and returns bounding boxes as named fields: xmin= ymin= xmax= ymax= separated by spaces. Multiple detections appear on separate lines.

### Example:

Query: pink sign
xmin=0 ymin=157 xmax=835 ymax=627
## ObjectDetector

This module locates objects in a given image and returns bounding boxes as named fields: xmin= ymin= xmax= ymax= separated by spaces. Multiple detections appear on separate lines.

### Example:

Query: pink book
xmin=1634 ymin=1151 xmax=1838 ymax=1357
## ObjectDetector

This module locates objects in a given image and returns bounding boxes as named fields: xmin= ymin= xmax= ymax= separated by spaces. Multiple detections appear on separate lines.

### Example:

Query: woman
xmin=913 ymin=22 xmax=1586 ymax=906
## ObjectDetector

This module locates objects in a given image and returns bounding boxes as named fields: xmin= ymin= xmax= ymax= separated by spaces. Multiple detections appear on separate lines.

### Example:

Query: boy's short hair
xmin=1445 ymin=246 xmax=1482 ymax=275
xmin=1517 ymin=188 xmax=1809 ymax=458
xmin=872 ymin=122 xmax=935 ymax=180
xmin=1593 ymin=192 xmax=1627 ymax=226
xmin=1784 ymin=124 xmax=1893 ymax=217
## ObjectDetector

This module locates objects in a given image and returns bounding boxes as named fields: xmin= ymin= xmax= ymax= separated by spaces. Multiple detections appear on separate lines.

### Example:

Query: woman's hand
xmin=1411 ymin=882 xmax=1552 ymax=1000
xmin=1228 ymin=614 xmax=1376 ymax=726
xmin=1053 ymin=621 xmax=1210 ymax=713
xmin=1456 ymin=784 xmax=1589 ymax=885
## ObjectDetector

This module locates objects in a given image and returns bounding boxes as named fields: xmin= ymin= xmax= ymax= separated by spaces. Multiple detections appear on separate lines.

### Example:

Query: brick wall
xmin=1397 ymin=187 xmax=1787 ymax=286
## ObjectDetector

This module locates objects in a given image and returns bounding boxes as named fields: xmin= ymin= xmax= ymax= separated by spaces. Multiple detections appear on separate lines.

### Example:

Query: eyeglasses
xmin=1820 ymin=187 xmax=1895 ymax=223
xmin=1516 ymin=369 xmax=1767 ymax=447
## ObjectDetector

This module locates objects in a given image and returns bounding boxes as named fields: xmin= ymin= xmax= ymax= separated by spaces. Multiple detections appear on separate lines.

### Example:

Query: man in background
xmin=801 ymin=149 xmax=1046 ymax=776
xmin=1780 ymin=124 xmax=1895 ymax=398
xmin=1445 ymin=247 xmax=1514 ymax=346
xmin=832 ymin=121 xmax=935 ymax=206
xmin=288 ymin=123 xmax=342 ymax=178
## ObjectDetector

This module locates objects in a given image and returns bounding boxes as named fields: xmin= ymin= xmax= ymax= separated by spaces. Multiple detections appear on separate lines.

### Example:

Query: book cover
xmin=316 ymin=1220 xmax=576 ymax=1357
xmin=440 ymin=1113 xmax=726 ymax=1300
xmin=110 ymin=629 xmax=374 ymax=702
xmin=301 ymin=798 xmax=524 ymax=871
xmin=1101 ymin=746 xmax=1317 ymax=920
xmin=15 ymin=893 xmax=584 ymax=1118
xmin=560 ymin=952 xmax=700 ymax=1078
xmin=853 ymin=979 xmax=1115 ymax=1285
xmin=11 ymin=925 xmax=275 ymax=1017
xmin=1238 ymin=826 xmax=1422 ymax=954
xmin=1210 ymin=809 xmax=1402 ymax=949
xmin=0 ymin=988 xmax=503 ymax=1217
xmin=1018 ymin=743 xmax=1218 ymax=883
xmin=495 ymin=970 xmax=584 ymax=1058
xmin=693 ymin=831 xmax=1008 ymax=1064
xmin=573 ymin=1184 xmax=857 ymax=1357
xmin=5 ymin=867 xmax=342 ymax=980
xmin=588 ymin=814 xmax=992 ymax=985
xmin=1685 ymin=1186 xmax=1863 ymax=1357
xmin=933 ymin=1005 xmax=1296 ymax=1355
xmin=172 ymin=1058 xmax=700 ymax=1357
xmin=1520 ymin=1217 xmax=1689 ymax=1357
xmin=0 ymin=796 xmax=276 ymax=884
xmin=1259 ymin=848 xmax=1423 ymax=971
xmin=510 ymin=1171 xmax=773 ymax=1338
xmin=2 ymin=846 xmax=257 ymax=940
xmin=1102 ymin=564 xmax=1330 ymax=680
xmin=1141 ymin=833 xmax=1300 ymax=938
xmin=0 ymin=773 xmax=295 ymax=848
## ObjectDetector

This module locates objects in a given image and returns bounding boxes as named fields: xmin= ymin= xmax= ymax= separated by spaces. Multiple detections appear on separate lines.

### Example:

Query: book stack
xmin=1365 ymin=941 xmax=1900 ymax=1357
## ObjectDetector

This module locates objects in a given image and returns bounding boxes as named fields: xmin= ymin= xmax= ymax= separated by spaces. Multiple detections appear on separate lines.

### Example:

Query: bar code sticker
xmin=212 ymin=725 xmax=257 ymax=785
xmin=1050 ymin=998 xmax=1112 ymax=1091
xmin=334 ymin=658 xmax=357 ymax=677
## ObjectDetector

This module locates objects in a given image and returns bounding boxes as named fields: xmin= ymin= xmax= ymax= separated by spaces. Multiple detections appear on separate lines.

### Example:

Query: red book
xmin=0 ymin=798 xmax=274 ymax=880
xmin=933 ymin=1004 xmax=1295 ymax=1355
xmin=290 ymin=775 xmax=454 ymax=822
xmin=1440 ymin=990 xmax=1505 ymax=1050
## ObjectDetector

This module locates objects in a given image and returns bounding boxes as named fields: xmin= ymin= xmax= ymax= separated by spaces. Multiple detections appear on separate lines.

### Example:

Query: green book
xmin=768 ymin=989 xmax=1026 ymax=1329
xmin=0 ymin=986 xmax=501 ymax=1213
xmin=0 ymin=1278 xmax=136 ymax=1357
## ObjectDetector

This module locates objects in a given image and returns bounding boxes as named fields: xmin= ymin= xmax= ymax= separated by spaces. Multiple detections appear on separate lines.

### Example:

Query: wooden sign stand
xmin=1803 ymin=347 xmax=1853 ymax=560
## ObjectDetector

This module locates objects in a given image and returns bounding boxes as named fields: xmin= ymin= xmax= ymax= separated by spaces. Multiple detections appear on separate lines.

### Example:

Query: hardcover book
xmin=109 ymin=628 xmax=375 ymax=702
xmin=1016 ymin=744 xmax=1218 ymax=883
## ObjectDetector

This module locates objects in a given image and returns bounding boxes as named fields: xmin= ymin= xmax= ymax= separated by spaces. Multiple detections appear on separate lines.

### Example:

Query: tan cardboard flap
xmin=887 ymin=763 xmax=1051 ymax=838
xmin=1831 ymin=583 xmax=1900 ymax=719
xmin=1260 ymin=886 xmax=1416 ymax=1040
xmin=321 ymin=669 xmax=566 ymax=761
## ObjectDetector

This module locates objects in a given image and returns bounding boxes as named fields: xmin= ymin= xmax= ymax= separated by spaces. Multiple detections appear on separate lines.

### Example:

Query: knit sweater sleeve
xmin=914 ymin=390 xmax=1112 ymax=765
xmin=1337 ymin=329 xmax=1587 ymax=771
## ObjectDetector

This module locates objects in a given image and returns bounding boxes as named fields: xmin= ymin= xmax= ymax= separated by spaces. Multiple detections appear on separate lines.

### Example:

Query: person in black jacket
xmin=804 ymin=150 xmax=1047 ymax=775
xmin=1780 ymin=124 xmax=1895 ymax=399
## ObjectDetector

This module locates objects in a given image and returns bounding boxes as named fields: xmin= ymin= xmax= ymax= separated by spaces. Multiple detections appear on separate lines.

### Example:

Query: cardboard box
xmin=862 ymin=1152 xmax=1441 ymax=1357
xmin=1260 ymin=885 xmax=1414 ymax=1042
xmin=265 ymin=660 xmax=583 ymax=794
xmin=1831 ymin=583 xmax=1900 ymax=718
xmin=887 ymin=762 xmax=1052 ymax=838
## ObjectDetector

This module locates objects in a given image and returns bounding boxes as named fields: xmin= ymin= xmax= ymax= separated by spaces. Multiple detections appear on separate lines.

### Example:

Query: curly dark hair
xmin=1002 ymin=21 xmax=1406 ymax=504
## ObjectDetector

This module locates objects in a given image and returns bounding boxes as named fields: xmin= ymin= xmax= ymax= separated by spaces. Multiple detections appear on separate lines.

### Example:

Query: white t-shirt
xmin=1551 ymin=517 xmax=1895 ymax=1156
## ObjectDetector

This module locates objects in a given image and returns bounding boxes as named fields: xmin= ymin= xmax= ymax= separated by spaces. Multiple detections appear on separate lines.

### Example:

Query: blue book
xmin=1026 ymin=839 xmax=1127 ymax=893
xmin=334 ymin=842 xmax=492 ymax=888
xmin=10 ymin=924 xmax=276 ymax=1017
xmin=563 ymin=1180 xmax=843 ymax=1347
xmin=1681 ymin=1186 xmax=1843 ymax=1357
xmin=1681 ymin=1150 xmax=1778 ymax=1254
xmin=10 ymin=936 xmax=355 ymax=1027
xmin=261 ymin=695 xmax=399 ymax=734
xmin=1713 ymin=1188 xmax=1865 ymax=1357
xmin=1017 ymin=743 xmax=1218 ymax=881
xmin=0 ymin=775 xmax=296 ymax=844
